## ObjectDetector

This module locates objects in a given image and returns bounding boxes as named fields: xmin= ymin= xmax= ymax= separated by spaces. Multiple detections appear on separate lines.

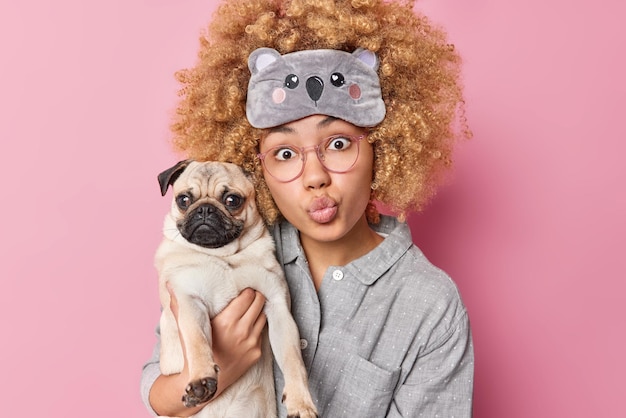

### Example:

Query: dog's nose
xmin=195 ymin=205 xmax=217 ymax=220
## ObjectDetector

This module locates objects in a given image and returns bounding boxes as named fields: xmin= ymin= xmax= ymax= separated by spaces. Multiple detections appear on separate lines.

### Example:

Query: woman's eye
xmin=273 ymin=147 xmax=298 ymax=161
xmin=326 ymin=136 xmax=352 ymax=151
xmin=176 ymin=194 xmax=191 ymax=210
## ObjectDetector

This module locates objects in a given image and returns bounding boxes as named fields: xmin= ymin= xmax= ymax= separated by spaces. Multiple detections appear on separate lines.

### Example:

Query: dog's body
xmin=155 ymin=161 xmax=317 ymax=418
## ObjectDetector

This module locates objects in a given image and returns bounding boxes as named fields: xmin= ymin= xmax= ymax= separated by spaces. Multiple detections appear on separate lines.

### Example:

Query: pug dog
xmin=155 ymin=160 xmax=317 ymax=418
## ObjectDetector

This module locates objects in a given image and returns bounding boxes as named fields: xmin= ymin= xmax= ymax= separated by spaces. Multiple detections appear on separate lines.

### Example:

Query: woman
xmin=141 ymin=0 xmax=474 ymax=416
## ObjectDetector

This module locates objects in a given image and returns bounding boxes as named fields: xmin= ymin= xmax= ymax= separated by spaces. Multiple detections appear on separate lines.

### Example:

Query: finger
xmin=166 ymin=281 xmax=179 ymax=319
xmin=251 ymin=310 xmax=267 ymax=336
xmin=165 ymin=282 xmax=188 ymax=362
xmin=241 ymin=291 xmax=266 ymax=325
xmin=216 ymin=288 xmax=256 ymax=323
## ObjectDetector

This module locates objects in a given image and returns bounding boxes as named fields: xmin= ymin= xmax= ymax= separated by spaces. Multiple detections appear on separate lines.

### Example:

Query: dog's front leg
xmin=175 ymin=293 xmax=220 ymax=408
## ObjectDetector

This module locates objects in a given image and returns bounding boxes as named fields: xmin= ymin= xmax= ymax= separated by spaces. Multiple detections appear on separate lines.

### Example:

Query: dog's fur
xmin=155 ymin=160 xmax=317 ymax=418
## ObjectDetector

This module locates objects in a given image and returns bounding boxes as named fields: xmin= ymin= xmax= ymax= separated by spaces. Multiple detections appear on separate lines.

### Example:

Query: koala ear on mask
xmin=158 ymin=160 xmax=192 ymax=196
xmin=248 ymin=47 xmax=281 ymax=74
xmin=352 ymin=48 xmax=379 ymax=71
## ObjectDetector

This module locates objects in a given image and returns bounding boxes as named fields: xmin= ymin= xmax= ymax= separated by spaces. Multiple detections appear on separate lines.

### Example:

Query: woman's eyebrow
xmin=317 ymin=116 xmax=339 ymax=129
xmin=267 ymin=116 xmax=339 ymax=134
xmin=268 ymin=125 xmax=294 ymax=134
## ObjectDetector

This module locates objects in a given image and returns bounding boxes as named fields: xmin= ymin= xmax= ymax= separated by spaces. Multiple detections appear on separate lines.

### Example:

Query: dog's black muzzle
xmin=178 ymin=203 xmax=243 ymax=248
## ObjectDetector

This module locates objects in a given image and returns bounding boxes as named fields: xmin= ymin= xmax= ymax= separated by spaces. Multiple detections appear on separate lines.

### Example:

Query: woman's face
xmin=260 ymin=115 xmax=374 ymax=245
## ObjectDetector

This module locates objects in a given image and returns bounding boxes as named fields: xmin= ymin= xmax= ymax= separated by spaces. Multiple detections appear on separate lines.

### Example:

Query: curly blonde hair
xmin=171 ymin=0 xmax=469 ymax=225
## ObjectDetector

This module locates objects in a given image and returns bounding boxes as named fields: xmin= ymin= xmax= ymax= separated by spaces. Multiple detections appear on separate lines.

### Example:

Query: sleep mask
xmin=246 ymin=48 xmax=386 ymax=129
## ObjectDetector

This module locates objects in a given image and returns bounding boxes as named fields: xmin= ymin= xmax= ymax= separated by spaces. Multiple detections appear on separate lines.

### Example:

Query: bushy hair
xmin=171 ymin=0 xmax=469 ymax=224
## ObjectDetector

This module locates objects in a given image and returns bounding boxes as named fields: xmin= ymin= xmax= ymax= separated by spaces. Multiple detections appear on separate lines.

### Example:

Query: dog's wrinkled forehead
xmin=246 ymin=48 xmax=386 ymax=129
xmin=177 ymin=162 xmax=252 ymax=198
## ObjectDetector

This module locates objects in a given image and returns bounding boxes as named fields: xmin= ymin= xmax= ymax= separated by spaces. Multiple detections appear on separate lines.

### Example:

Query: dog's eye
xmin=176 ymin=194 xmax=192 ymax=211
xmin=223 ymin=194 xmax=243 ymax=210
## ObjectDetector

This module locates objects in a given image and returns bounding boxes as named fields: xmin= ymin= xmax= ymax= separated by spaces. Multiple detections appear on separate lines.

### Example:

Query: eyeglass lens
xmin=260 ymin=135 xmax=363 ymax=182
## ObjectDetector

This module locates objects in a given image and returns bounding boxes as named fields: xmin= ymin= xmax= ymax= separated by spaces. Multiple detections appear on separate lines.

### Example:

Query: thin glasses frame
xmin=257 ymin=134 xmax=366 ymax=183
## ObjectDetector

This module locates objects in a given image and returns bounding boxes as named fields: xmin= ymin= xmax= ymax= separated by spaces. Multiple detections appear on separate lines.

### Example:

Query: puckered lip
xmin=307 ymin=196 xmax=338 ymax=224
xmin=307 ymin=196 xmax=337 ymax=213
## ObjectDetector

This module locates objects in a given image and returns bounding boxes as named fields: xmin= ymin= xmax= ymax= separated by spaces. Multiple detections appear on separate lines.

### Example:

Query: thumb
xmin=165 ymin=281 xmax=188 ymax=365
xmin=166 ymin=281 xmax=179 ymax=320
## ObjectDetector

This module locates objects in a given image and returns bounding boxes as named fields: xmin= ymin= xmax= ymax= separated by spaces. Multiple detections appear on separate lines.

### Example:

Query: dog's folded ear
xmin=158 ymin=160 xmax=192 ymax=196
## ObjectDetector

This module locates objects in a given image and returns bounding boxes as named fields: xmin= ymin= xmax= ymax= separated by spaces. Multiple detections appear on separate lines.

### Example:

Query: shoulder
xmin=395 ymin=242 xmax=465 ymax=311
xmin=269 ymin=220 xmax=301 ymax=265
xmin=372 ymin=216 xmax=461 ymax=297
xmin=372 ymin=217 xmax=468 ymax=339
xmin=404 ymin=243 xmax=462 ymax=304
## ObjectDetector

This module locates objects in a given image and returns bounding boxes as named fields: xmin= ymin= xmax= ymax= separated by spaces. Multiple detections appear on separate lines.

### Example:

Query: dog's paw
xmin=182 ymin=377 xmax=218 ymax=407
xmin=286 ymin=411 xmax=318 ymax=418
xmin=283 ymin=393 xmax=318 ymax=418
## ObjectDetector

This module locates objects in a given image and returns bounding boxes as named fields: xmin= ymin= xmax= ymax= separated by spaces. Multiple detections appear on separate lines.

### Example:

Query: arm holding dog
xmin=146 ymin=160 xmax=316 ymax=417
xmin=146 ymin=289 xmax=267 ymax=417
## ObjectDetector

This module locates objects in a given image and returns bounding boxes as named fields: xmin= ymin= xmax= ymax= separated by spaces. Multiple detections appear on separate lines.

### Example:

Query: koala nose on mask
xmin=306 ymin=76 xmax=324 ymax=103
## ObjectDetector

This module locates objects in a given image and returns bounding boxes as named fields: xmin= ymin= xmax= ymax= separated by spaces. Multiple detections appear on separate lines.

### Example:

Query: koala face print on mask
xmin=246 ymin=48 xmax=386 ymax=129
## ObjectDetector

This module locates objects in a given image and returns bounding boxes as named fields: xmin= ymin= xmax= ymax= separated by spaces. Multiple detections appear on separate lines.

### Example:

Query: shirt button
xmin=300 ymin=339 xmax=308 ymax=350
xmin=332 ymin=269 xmax=344 ymax=281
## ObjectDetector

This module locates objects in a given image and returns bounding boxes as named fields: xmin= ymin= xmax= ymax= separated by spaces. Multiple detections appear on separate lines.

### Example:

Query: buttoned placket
xmin=332 ymin=269 xmax=344 ymax=281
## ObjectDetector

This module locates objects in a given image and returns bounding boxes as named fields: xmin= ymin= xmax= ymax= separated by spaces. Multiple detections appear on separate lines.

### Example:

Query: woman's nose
xmin=301 ymin=150 xmax=331 ymax=189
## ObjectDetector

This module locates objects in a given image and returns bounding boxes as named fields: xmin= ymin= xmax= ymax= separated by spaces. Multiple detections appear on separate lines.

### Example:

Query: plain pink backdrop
xmin=1 ymin=0 xmax=624 ymax=416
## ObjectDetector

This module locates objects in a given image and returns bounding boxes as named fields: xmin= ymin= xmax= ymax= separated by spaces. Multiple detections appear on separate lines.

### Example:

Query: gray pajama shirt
xmin=141 ymin=215 xmax=474 ymax=417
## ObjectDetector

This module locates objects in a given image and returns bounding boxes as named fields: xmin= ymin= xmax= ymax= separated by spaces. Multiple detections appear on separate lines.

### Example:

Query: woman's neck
xmin=300 ymin=215 xmax=384 ymax=291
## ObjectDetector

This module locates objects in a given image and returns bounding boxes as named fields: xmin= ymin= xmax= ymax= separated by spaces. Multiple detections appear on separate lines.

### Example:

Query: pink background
xmin=1 ymin=0 xmax=624 ymax=416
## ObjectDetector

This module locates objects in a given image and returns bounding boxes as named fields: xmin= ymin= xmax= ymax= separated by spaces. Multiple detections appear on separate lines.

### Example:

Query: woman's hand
xmin=149 ymin=287 xmax=267 ymax=417
xmin=211 ymin=288 xmax=267 ymax=390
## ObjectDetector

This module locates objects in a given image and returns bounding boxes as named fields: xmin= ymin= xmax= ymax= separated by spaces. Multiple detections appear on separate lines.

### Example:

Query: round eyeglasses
xmin=257 ymin=134 xmax=366 ymax=183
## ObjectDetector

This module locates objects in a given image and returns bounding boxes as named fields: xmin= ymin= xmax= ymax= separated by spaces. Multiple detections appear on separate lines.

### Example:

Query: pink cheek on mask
xmin=272 ymin=88 xmax=286 ymax=104
xmin=349 ymin=84 xmax=361 ymax=100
